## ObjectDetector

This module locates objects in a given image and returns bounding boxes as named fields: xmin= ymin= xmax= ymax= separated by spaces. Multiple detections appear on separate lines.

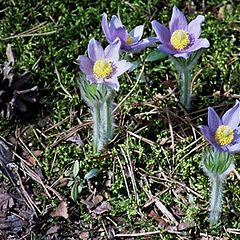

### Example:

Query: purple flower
xmin=77 ymin=38 xmax=132 ymax=91
xmin=101 ymin=13 xmax=157 ymax=53
xmin=199 ymin=101 xmax=240 ymax=152
xmin=151 ymin=6 xmax=210 ymax=59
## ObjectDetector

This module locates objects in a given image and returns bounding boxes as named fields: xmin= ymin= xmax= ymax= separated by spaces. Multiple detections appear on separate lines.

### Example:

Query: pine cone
xmin=0 ymin=45 xmax=37 ymax=119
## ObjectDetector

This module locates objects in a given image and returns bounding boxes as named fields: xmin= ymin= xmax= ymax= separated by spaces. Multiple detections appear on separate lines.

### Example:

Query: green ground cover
xmin=0 ymin=0 xmax=240 ymax=239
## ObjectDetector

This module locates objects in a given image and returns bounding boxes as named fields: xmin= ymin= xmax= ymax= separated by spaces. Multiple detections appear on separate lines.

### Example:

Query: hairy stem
xmin=179 ymin=67 xmax=192 ymax=111
xmin=103 ymin=95 xmax=113 ymax=140
xmin=209 ymin=175 xmax=223 ymax=225
xmin=92 ymin=103 xmax=102 ymax=152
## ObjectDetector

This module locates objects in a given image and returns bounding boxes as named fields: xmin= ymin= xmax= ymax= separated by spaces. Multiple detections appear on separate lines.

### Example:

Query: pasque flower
xmin=199 ymin=100 xmax=240 ymax=152
xmin=151 ymin=6 xmax=210 ymax=58
xmin=77 ymin=37 xmax=132 ymax=91
xmin=102 ymin=13 xmax=157 ymax=53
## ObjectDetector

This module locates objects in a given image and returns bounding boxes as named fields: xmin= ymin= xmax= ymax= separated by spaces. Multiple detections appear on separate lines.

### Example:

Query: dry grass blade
xmin=12 ymin=151 xmax=51 ymax=198
xmin=154 ymin=197 xmax=178 ymax=225
xmin=114 ymin=65 xmax=144 ymax=113
xmin=232 ymin=169 xmax=240 ymax=180
xmin=50 ymin=122 xmax=91 ymax=147
xmin=127 ymin=130 xmax=155 ymax=145
xmin=114 ymin=230 xmax=162 ymax=238
xmin=226 ymin=228 xmax=240 ymax=234
xmin=116 ymin=156 xmax=131 ymax=199
xmin=147 ymin=173 xmax=204 ymax=200
xmin=1 ymin=22 xmax=56 ymax=40
xmin=43 ymin=111 xmax=77 ymax=133
xmin=54 ymin=65 xmax=72 ymax=98
xmin=120 ymin=146 xmax=139 ymax=204
xmin=11 ymin=164 xmax=41 ymax=214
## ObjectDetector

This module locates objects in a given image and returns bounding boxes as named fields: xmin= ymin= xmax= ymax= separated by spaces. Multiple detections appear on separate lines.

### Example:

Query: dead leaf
xmin=148 ymin=210 xmax=168 ymax=229
xmin=83 ymin=194 xmax=103 ymax=210
xmin=33 ymin=150 xmax=42 ymax=157
xmin=79 ymin=231 xmax=89 ymax=240
xmin=26 ymin=155 xmax=36 ymax=166
xmin=177 ymin=222 xmax=194 ymax=231
xmin=0 ymin=193 xmax=14 ymax=210
xmin=91 ymin=201 xmax=112 ymax=215
xmin=66 ymin=135 xmax=84 ymax=147
xmin=6 ymin=44 xmax=14 ymax=65
xmin=218 ymin=4 xmax=233 ymax=20
xmin=0 ymin=139 xmax=12 ymax=165
xmin=51 ymin=201 xmax=69 ymax=219
xmin=46 ymin=225 xmax=60 ymax=235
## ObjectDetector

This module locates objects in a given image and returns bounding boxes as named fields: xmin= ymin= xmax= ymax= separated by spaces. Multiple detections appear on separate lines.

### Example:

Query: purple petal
xmin=78 ymin=56 xmax=93 ymax=75
xmin=113 ymin=27 xmax=128 ymax=43
xmin=88 ymin=38 xmax=104 ymax=62
xmin=104 ymin=38 xmax=121 ymax=62
xmin=232 ymin=127 xmax=240 ymax=144
xmin=208 ymin=107 xmax=221 ymax=133
xmin=222 ymin=100 xmax=240 ymax=128
xmin=129 ymin=25 xmax=144 ymax=40
xmin=185 ymin=38 xmax=210 ymax=53
xmin=169 ymin=6 xmax=188 ymax=33
xmin=198 ymin=125 xmax=221 ymax=150
xmin=188 ymin=15 xmax=205 ymax=39
xmin=199 ymin=125 xmax=212 ymax=142
xmin=227 ymin=143 xmax=240 ymax=152
xmin=151 ymin=20 xmax=171 ymax=44
xmin=115 ymin=60 xmax=132 ymax=76
xmin=123 ymin=38 xmax=157 ymax=53
xmin=101 ymin=13 xmax=112 ymax=42
xmin=147 ymin=36 xmax=159 ymax=44
xmin=158 ymin=44 xmax=176 ymax=55
xmin=174 ymin=52 xmax=189 ymax=59
xmin=86 ymin=74 xmax=99 ymax=84
xmin=104 ymin=76 xmax=120 ymax=91
xmin=109 ymin=15 xmax=123 ymax=32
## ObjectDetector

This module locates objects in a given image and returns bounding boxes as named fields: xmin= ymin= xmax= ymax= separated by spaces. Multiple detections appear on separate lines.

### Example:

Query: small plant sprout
xmin=68 ymin=160 xmax=100 ymax=201
xmin=199 ymin=101 xmax=240 ymax=225
xmin=151 ymin=6 xmax=210 ymax=110
xmin=102 ymin=13 xmax=157 ymax=53
xmin=77 ymin=38 xmax=132 ymax=152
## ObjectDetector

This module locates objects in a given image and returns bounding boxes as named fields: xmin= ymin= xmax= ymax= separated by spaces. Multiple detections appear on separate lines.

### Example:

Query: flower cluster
xmin=78 ymin=6 xmax=209 ymax=94
xmin=78 ymin=13 xmax=158 ymax=91
xmin=77 ymin=6 xmax=210 ymax=152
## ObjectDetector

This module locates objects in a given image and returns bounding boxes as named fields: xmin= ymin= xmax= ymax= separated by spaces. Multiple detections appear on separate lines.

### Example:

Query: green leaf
xmin=78 ymin=183 xmax=83 ymax=194
xmin=77 ymin=75 xmax=112 ymax=107
xmin=145 ymin=50 xmax=167 ymax=62
xmin=128 ymin=61 xmax=140 ymax=72
xmin=73 ymin=160 xmax=80 ymax=178
xmin=71 ymin=183 xmax=78 ymax=201
xmin=84 ymin=168 xmax=100 ymax=180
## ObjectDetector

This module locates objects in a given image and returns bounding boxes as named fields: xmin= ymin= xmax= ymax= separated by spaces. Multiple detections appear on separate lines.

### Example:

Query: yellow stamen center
xmin=170 ymin=30 xmax=190 ymax=50
xmin=93 ymin=58 xmax=112 ymax=79
xmin=214 ymin=125 xmax=234 ymax=146
xmin=126 ymin=35 xmax=134 ymax=45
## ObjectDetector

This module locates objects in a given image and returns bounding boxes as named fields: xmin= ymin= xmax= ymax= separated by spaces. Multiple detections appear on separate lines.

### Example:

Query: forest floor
xmin=0 ymin=0 xmax=240 ymax=239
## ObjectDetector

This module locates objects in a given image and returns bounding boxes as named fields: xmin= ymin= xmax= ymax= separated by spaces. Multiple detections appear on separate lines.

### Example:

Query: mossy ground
xmin=0 ymin=0 xmax=240 ymax=239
